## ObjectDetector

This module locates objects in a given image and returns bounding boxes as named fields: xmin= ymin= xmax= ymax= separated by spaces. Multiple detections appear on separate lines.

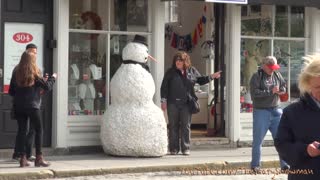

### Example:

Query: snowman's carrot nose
xmin=148 ymin=54 xmax=157 ymax=62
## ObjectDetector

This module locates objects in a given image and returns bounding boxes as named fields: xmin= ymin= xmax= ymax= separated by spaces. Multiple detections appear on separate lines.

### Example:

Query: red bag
xmin=279 ymin=92 xmax=289 ymax=102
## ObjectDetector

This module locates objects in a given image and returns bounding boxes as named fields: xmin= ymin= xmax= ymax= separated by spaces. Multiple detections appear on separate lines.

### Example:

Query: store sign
xmin=205 ymin=0 xmax=247 ymax=4
xmin=3 ymin=23 xmax=44 ymax=93
xmin=13 ymin=32 xmax=34 ymax=43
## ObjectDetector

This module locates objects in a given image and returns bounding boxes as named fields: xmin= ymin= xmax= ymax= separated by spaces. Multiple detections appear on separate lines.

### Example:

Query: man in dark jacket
xmin=275 ymin=54 xmax=320 ymax=180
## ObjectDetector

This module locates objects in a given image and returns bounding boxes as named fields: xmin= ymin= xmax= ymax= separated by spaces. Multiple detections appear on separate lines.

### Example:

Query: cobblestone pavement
xmin=44 ymin=171 xmax=287 ymax=180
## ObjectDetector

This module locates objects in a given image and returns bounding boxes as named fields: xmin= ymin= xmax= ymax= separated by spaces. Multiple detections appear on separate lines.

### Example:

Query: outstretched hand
xmin=52 ymin=73 xmax=57 ymax=79
xmin=211 ymin=71 xmax=222 ymax=79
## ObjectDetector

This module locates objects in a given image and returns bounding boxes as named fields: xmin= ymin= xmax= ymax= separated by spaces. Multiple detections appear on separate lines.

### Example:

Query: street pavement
xmin=0 ymin=147 xmax=284 ymax=180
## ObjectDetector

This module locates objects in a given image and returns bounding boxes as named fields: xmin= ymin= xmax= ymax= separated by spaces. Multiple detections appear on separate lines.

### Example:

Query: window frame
xmin=68 ymin=0 xmax=152 ymax=117
xmin=240 ymin=5 xmax=308 ymax=104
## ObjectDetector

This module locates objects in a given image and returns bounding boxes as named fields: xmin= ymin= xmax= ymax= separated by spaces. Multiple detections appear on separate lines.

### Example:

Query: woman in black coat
xmin=9 ymin=51 xmax=56 ymax=167
xmin=274 ymin=54 xmax=320 ymax=180
xmin=160 ymin=51 xmax=221 ymax=155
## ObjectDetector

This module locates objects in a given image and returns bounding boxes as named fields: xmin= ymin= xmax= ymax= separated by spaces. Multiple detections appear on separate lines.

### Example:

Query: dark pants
xmin=167 ymin=102 xmax=192 ymax=153
xmin=15 ymin=109 xmax=43 ymax=156
xmin=14 ymin=121 xmax=35 ymax=158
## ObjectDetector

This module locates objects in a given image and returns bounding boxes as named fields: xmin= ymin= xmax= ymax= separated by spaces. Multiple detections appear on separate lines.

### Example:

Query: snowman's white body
xmin=100 ymin=42 xmax=168 ymax=157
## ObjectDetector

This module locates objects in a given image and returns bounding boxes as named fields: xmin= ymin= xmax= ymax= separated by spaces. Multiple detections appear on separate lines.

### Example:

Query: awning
xmin=161 ymin=0 xmax=320 ymax=7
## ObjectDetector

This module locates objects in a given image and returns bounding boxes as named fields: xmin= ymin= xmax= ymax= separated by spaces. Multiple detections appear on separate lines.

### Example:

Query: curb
xmin=0 ymin=170 xmax=54 ymax=180
xmin=0 ymin=160 xmax=280 ymax=180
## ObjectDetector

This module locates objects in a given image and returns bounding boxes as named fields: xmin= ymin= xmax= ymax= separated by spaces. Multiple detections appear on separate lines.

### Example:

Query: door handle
xmin=0 ymin=68 xmax=2 ymax=78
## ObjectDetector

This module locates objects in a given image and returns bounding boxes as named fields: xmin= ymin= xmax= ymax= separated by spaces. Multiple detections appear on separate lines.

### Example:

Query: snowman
xmin=100 ymin=35 xmax=168 ymax=157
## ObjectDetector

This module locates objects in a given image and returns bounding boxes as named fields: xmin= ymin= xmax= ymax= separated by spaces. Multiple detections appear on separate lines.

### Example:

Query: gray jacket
xmin=249 ymin=69 xmax=286 ymax=109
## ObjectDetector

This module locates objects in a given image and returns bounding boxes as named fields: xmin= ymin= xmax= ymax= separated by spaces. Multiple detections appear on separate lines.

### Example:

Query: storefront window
xmin=111 ymin=0 xmax=148 ymax=31
xmin=240 ymin=39 xmax=271 ymax=113
xmin=240 ymin=5 xmax=306 ymax=113
xmin=169 ymin=1 xmax=179 ymax=23
xmin=69 ymin=0 xmax=109 ymax=30
xmin=68 ymin=33 xmax=107 ymax=115
xmin=275 ymin=40 xmax=305 ymax=98
xmin=275 ymin=6 xmax=288 ymax=37
xmin=241 ymin=5 xmax=272 ymax=36
xmin=291 ymin=7 xmax=304 ymax=37
xmin=69 ymin=0 xmax=150 ymax=116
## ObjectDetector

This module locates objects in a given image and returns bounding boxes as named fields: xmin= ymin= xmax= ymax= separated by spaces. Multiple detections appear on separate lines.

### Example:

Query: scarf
xmin=122 ymin=60 xmax=150 ymax=73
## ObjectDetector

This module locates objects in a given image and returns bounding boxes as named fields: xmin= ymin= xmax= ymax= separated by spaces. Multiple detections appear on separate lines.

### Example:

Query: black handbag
xmin=187 ymin=93 xmax=200 ymax=114
xmin=179 ymin=71 xmax=200 ymax=114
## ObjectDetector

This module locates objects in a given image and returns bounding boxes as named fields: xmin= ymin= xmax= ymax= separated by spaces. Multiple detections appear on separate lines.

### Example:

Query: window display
xmin=68 ymin=33 xmax=107 ymax=115
xmin=240 ymin=5 xmax=306 ymax=113
xmin=69 ymin=0 xmax=150 ymax=116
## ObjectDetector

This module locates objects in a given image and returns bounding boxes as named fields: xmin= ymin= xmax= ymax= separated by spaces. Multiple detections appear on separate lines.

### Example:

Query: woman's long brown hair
xmin=171 ymin=51 xmax=192 ymax=69
xmin=15 ymin=51 xmax=41 ymax=87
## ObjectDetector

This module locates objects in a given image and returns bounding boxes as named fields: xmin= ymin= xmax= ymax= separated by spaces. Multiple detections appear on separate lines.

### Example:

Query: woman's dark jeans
xmin=167 ymin=102 xmax=192 ymax=153
xmin=13 ymin=123 xmax=35 ymax=158
xmin=15 ymin=109 xmax=43 ymax=156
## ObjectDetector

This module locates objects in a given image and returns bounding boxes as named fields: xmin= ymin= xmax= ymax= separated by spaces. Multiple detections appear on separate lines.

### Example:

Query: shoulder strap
xmin=274 ymin=71 xmax=284 ymax=84
xmin=258 ymin=68 xmax=263 ymax=89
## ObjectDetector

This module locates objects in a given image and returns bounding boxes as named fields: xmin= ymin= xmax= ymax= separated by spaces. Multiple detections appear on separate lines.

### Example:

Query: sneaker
xmin=182 ymin=150 xmax=190 ymax=156
xmin=169 ymin=150 xmax=178 ymax=155
xmin=251 ymin=167 xmax=261 ymax=174
xmin=27 ymin=155 xmax=36 ymax=162
xmin=281 ymin=165 xmax=290 ymax=171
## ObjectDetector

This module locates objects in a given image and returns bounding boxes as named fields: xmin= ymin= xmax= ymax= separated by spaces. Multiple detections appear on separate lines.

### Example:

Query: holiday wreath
xmin=81 ymin=11 xmax=102 ymax=39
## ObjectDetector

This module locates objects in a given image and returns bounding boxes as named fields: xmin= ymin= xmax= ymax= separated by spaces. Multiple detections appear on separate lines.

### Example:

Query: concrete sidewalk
xmin=0 ymin=147 xmax=282 ymax=180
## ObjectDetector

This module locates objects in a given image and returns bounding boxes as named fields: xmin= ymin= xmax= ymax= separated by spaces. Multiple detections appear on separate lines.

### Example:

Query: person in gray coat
xmin=249 ymin=56 xmax=289 ymax=172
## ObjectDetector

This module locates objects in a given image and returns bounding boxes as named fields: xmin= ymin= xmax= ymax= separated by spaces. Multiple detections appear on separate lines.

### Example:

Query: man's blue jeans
xmin=251 ymin=107 xmax=288 ymax=169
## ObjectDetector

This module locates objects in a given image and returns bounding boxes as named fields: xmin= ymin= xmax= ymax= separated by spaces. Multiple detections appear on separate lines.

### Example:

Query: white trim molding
xmin=151 ymin=0 xmax=166 ymax=106
xmin=225 ymin=4 xmax=241 ymax=143
xmin=307 ymin=7 xmax=320 ymax=54
xmin=52 ymin=0 xmax=69 ymax=148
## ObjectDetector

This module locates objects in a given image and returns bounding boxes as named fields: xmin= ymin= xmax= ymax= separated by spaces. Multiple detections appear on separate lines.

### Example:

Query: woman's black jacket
xmin=9 ymin=69 xmax=56 ymax=111
xmin=160 ymin=66 xmax=211 ymax=104
xmin=274 ymin=93 xmax=320 ymax=180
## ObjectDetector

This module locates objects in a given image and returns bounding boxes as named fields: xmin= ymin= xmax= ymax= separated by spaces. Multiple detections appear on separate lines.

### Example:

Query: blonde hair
xmin=298 ymin=54 xmax=320 ymax=95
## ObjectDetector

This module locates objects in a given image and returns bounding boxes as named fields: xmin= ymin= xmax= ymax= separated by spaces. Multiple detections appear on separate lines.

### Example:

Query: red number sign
xmin=13 ymin=32 xmax=33 ymax=43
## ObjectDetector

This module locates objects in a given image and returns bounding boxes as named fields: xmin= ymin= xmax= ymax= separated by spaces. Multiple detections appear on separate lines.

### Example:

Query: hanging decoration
xmin=165 ymin=5 xmax=207 ymax=53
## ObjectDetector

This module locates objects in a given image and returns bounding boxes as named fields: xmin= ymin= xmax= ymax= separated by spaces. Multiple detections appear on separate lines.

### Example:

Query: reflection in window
xmin=69 ymin=0 xmax=108 ymax=30
xmin=240 ymin=39 xmax=271 ymax=113
xmin=240 ymin=5 xmax=306 ymax=113
xmin=169 ymin=1 xmax=179 ymax=22
xmin=275 ymin=41 xmax=305 ymax=98
xmin=113 ymin=0 xmax=148 ymax=31
xmin=291 ymin=7 xmax=305 ymax=37
xmin=275 ymin=6 xmax=288 ymax=37
xmin=241 ymin=5 xmax=272 ymax=36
